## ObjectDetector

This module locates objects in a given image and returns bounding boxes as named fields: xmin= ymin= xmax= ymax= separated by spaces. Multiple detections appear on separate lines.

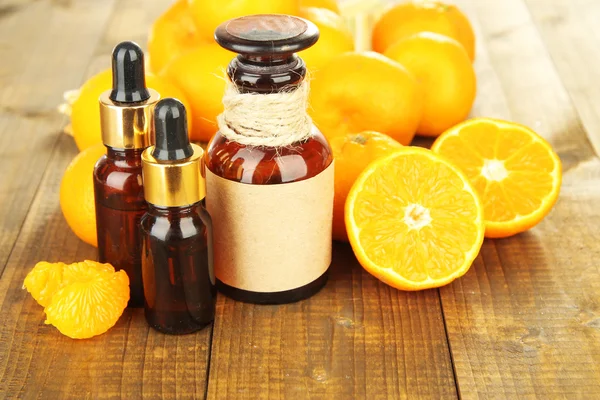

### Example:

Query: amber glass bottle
xmin=206 ymin=15 xmax=334 ymax=304
xmin=141 ymin=98 xmax=215 ymax=334
xmin=94 ymin=41 xmax=159 ymax=307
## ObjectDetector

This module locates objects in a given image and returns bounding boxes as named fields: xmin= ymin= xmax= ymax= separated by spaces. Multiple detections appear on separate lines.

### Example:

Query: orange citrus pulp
xmin=24 ymin=260 xmax=129 ymax=339
xmin=331 ymin=131 xmax=402 ymax=242
xmin=345 ymin=147 xmax=484 ymax=290
xmin=23 ymin=261 xmax=67 ymax=307
xmin=432 ymin=118 xmax=562 ymax=238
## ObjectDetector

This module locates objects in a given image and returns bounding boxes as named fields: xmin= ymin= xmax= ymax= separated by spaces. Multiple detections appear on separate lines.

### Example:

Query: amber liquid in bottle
xmin=207 ymin=132 xmax=332 ymax=304
xmin=207 ymin=19 xmax=334 ymax=304
xmin=141 ymin=203 xmax=215 ymax=334
xmin=95 ymin=41 xmax=158 ymax=308
xmin=94 ymin=148 xmax=147 ymax=307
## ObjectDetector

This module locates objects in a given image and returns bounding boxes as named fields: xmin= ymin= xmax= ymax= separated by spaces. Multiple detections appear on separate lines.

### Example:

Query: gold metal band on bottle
xmin=99 ymin=89 xmax=160 ymax=149
xmin=141 ymin=144 xmax=206 ymax=207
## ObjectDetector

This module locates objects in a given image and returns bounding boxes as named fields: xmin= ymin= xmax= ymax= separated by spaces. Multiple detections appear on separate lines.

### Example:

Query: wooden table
xmin=1 ymin=0 xmax=599 ymax=398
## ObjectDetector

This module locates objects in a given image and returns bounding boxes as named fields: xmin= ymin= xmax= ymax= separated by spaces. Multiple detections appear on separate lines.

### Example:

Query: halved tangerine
xmin=345 ymin=147 xmax=484 ymax=290
xmin=432 ymin=118 xmax=562 ymax=238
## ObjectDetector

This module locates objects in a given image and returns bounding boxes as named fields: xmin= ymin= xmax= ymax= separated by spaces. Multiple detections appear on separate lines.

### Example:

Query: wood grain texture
xmin=207 ymin=244 xmax=457 ymax=400
xmin=443 ymin=0 xmax=600 ymax=397
xmin=524 ymin=0 xmax=600 ymax=156
xmin=0 ymin=1 xmax=212 ymax=399
xmin=2 ymin=0 xmax=600 ymax=398
xmin=0 ymin=0 xmax=118 ymax=273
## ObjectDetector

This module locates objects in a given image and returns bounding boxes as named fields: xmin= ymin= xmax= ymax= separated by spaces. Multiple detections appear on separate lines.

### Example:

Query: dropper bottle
xmin=141 ymin=98 xmax=215 ymax=335
xmin=93 ymin=41 xmax=160 ymax=307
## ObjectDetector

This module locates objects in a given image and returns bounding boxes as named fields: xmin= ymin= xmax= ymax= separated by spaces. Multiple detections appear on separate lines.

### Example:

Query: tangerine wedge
xmin=345 ymin=147 xmax=484 ymax=290
xmin=23 ymin=261 xmax=67 ymax=307
xmin=24 ymin=260 xmax=129 ymax=339
xmin=44 ymin=261 xmax=129 ymax=339
xmin=432 ymin=118 xmax=562 ymax=238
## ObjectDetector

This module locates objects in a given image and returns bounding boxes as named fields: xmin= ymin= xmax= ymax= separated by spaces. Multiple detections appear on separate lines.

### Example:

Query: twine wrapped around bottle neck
xmin=217 ymin=80 xmax=313 ymax=147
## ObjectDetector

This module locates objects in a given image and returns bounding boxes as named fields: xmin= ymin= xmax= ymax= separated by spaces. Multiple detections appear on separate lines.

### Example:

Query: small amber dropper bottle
xmin=141 ymin=98 xmax=215 ymax=334
xmin=206 ymin=15 xmax=334 ymax=304
xmin=94 ymin=41 xmax=160 ymax=307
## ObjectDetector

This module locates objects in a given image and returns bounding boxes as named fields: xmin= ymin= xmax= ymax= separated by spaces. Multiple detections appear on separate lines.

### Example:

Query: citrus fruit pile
xmin=310 ymin=1 xmax=476 ymax=142
xmin=23 ymin=260 xmax=129 ymax=339
xmin=62 ymin=0 xmax=355 ymax=152
xmin=59 ymin=0 xmax=355 ymax=247
xmin=313 ymin=1 xmax=562 ymax=291
xmin=344 ymin=119 xmax=561 ymax=291
xmin=54 ymin=0 xmax=562 ymax=295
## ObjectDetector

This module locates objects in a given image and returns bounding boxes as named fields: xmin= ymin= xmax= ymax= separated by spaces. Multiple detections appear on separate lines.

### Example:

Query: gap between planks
xmin=1 ymin=1 xmax=213 ymax=399
xmin=446 ymin=0 xmax=600 ymax=397
xmin=0 ymin=0 xmax=118 ymax=277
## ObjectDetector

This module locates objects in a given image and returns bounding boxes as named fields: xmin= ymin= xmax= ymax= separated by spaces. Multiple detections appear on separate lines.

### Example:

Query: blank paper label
xmin=205 ymin=162 xmax=334 ymax=293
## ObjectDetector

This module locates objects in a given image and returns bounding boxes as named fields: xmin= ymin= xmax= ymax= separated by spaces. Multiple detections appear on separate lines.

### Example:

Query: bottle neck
xmin=228 ymin=54 xmax=306 ymax=93
xmin=106 ymin=146 xmax=144 ymax=166
xmin=148 ymin=202 xmax=202 ymax=216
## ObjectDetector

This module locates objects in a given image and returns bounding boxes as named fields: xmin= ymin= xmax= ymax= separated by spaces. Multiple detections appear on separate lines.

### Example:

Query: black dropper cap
xmin=152 ymin=98 xmax=194 ymax=161
xmin=109 ymin=41 xmax=151 ymax=103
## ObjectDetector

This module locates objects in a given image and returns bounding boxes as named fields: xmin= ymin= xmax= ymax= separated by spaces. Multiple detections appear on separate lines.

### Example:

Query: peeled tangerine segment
xmin=23 ymin=261 xmax=67 ymax=307
xmin=24 ymin=260 xmax=130 ymax=339
xmin=45 ymin=269 xmax=129 ymax=339
xmin=347 ymin=147 xmax=485 ymax=290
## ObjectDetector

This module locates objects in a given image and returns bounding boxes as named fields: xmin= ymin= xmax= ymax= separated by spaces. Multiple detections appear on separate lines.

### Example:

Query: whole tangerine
xmin=161 ymin=43 xmax=235 ymax=143
xmin=331 ymin=131 xmax=403 ymax=242
xmin=300 ymin=0 xmax=341 ymax=14
xmin=385 ymin=32 xmax=476 ymax=137
xmin=187 ymin=0 xmax=300 ymax=41
xmin=71 ymin=69 xmax=194 ymax=150
xmin=148 ymin=0 xmax=209 ymax=74
xmin=299 ymin=7 xmax=354 ymax=74
xmin=309 ymin=51 xmax=424 ymax=145
xmin=59 ymin=143 xmax=106 ymax=247
xmin=372 ymin=1 xmax=475 ymax=61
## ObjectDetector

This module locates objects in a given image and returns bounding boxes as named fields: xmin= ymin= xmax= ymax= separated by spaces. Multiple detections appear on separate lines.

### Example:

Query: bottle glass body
xmin=93 ymin=147 xmax=147 ymax=307
xmin=205 ymin=55 xmax=334 ymax=304
xmin=141 ymin=203 xmax=216 ymax=334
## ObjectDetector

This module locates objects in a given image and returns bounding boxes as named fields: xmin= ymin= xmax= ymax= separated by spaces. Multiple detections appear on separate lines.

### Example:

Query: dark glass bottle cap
xmin=109 ymin=41 xmax=151 ymax=103
xmin=152 ymin=98 xmax=194 ymax=161
xmin=214 ymin=14 xmax=319 ymax=55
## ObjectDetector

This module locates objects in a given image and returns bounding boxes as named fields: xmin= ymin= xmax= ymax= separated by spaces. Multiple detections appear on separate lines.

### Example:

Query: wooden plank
xmin=525 ymin=0 xmax=600 ymax=156
xmin=0 ymin=1 xmax=213 ymax=398
xmin=0 ymin=139 xmax=213 ymax=400
xmin=0 ymin=0 xmax=116 ymax=273
xmin=207 ymin=244 xmax=457 ymax=399
xmin=442 ymin=0 xmax=600 ymax=397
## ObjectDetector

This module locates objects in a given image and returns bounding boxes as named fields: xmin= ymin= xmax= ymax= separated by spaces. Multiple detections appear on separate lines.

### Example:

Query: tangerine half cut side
xmin=432 ymin=118 xmax=562 ymax=238
xmin=345 ymin=147 xmax=485 ymax=290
